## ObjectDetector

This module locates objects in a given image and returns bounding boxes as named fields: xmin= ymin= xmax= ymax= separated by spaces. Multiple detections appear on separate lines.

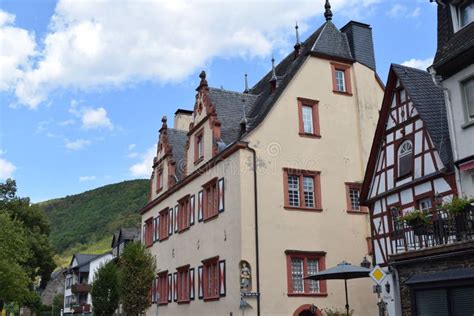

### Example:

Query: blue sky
xmin=0 ymin=0 xmax=437 ymax=202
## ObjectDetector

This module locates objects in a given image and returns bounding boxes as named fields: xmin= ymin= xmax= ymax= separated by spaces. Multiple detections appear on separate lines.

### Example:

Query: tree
xmin=91 ymin=261 xmax=120 ymax=316
xmin=118 ymin=242 xmax=156 ymax=316
xmin=0 ymin=212 xmax=30 ymax=312
xmin=0 ymin=179 xmax=56 ymax=289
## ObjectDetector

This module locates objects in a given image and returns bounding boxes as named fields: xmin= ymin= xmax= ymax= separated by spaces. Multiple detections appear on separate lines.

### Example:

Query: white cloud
xmin=0 ymin=10 xmax=37 ymax=93
xmin=387 ymin=4 xmax=407 ymax=18
xmin=81 ymin=107 xmax=113 ymax=130
xmin=79 ymin=175 xmax=96 ymax=182
xmin=128 ymin=144 xmax=136 ymax=151
xmin=129 ymin=145 xmax=155 ymax=177
xmin=65 ymin=139 xmax=91 ymax=150
xmin=401 ymin=57 xmax=433 ymax=71
xmin=0 ymin=158 xmax=17 ymax=180
xmin=6 ymin=0 xmax=377 ymax=108
xmin=59 ymin=119 xmax=75 ymax=126
xmin=411 ymin=7 xmax=421 ymax=18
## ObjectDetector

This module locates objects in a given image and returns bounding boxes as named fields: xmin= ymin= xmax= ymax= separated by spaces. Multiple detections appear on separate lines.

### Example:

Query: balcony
xmin=390 ymin=204 xmax=474 ymax=255
xmin=72 ymin=304 xmax=91 ymax=313
xmin=71 ymin=283 xmax=91 ymax=294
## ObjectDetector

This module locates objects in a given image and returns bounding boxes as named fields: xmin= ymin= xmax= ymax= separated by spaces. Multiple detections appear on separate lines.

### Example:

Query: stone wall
xmin=40 ymin=269 xmax=65 ymax=306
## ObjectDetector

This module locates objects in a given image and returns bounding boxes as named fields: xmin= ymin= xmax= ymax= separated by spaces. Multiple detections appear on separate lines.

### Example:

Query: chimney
xmin=174 ymin=109 xmax=193 ymax=131
xmin=341 ymin=21 xmax=376 ymax=71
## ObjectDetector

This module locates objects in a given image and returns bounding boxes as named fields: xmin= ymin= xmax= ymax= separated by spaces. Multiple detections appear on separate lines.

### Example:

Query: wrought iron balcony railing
xmin=391 ymin=205 xmax=474 ymax=254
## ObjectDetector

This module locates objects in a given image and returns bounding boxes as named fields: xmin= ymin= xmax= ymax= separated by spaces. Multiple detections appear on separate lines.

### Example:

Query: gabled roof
xmin=118 ymin=227 xmax=140 ymax=242
xmin=360 ymin=64 xmax=453 ymax=203
xmin=391 ymin=64 xmax=453 ymax=169
xmin=311 ymin=21 xmax=353 ymax=62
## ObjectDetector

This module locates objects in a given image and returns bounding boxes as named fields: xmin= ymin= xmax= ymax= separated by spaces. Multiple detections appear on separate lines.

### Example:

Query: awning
xmin=406 ymin=267 xmax=474 ymax=285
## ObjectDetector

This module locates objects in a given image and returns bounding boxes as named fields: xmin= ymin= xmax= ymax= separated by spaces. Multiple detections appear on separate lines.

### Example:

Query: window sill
xmin=177 ymin=300 xmax=190 ymax=304
xmin=287 ymin=293 xmax=328 ymax=297
xmin=194 ymin=157 xmax=204 ymax=165
xmin=203 ymin=213 xmax=219 ymax=222
xmin=159 ymin=236 xmax=169 ymax=242
xmin=156 ymin=187 xmax=163 ymax=194
xmin=178 ymin=226 xmax=190 ymax=234
xmin=203 ymin=296 xmax=220 ymax=302
xmin=461 ymin=121 xmax=474 ymax=129
xmin=346 ymin=210 xmax=368 ymax=215
xmin=299 ymin=133 xmax=321 ymax=139
xmin=284 ymin=206 xmax=323 ymax=212
xmin=332 ymin=90 xmax=353 ymax=96
xmin=395 ymin=173 xmax=412 ymax=182
xmin=145 ymin=243 xmax=153 ymax=248
xmin=158 ymin=302 xmax=168 ymax=306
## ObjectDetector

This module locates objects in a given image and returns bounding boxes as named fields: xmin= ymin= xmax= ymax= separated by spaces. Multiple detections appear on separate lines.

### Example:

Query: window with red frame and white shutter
xmin=198 ymin=190 xmax=203 ymax=222
xmin=190 ymin=195 xmax=195 ymax=226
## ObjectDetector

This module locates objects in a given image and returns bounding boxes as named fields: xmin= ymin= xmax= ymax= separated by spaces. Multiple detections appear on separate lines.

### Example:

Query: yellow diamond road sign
xmin=369 ymin=265 xmax=387 ymax=284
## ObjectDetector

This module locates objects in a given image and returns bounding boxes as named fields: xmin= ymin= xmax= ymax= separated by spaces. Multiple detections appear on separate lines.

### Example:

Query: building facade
xmin=111 ymin=227 xmax=140 ymax=258
xmin=430 ymin=0 xmax=474 ymax=198
xmin=63 ymin=253 xmax=113 ymax=315
xmin=140 ymin=3 xmax=384 ymax=315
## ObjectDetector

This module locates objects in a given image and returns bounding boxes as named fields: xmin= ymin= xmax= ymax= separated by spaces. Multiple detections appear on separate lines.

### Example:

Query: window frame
xmin=202 ymin=177 xmax=219 ymax=221
xmin=157 ymin=271 xmax=169 ymax=305
xmin=202 ymin=256 xmax=220 ymax=301
xmin=144 ymin=217 xmax=154 ymax=247
xmin=283 ymin=168 xmax=322 ymax=211
xmin=285 ymin=250 xmax=327 ymax=297
xmin=331 ymin=62 xmax=353 ymax=96
xmin=194 ymin=128 xmax=204 ymax=164
xmin=176 ymin=265 xmax=191 ymax=304
xmin=156 ymin=167 xmax=164 ymax=193
xmin=345 ymin=182 xmax=366 ymax=214
xmin=297 ymin=97 xmax=321 ymax=138
xmin=461 ymin=76 xmax=474 ymax=126
xmin=158 ymin=207 xmax=170 ymax=241
xmin=396 ymin=139 xmax=414 ymax=179
xmin=177 ymin=195 xmax=190 ymax=233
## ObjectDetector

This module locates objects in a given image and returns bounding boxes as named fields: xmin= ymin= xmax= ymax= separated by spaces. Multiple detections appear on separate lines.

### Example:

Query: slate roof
xmin=392 ymin=64 xmax=453 ymax=169
xmin=167 ymin=128 xmax=187 ymax=179
xmin=119 ymin=227 xmax=140 ymax=241
xmin=433 ymin=3 xmax=474 ymax=76
xmin=311 ymin=21 xmax=353 ymax=61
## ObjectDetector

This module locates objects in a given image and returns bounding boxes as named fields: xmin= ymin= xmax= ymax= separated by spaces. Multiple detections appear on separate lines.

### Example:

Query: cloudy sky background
xmin=1 ymin=0 xmax=437 ymax=202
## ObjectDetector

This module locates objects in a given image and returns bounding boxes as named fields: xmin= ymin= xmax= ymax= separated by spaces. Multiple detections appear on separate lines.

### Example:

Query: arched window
xmin=398 ymin=140 xmax=413 ymax=177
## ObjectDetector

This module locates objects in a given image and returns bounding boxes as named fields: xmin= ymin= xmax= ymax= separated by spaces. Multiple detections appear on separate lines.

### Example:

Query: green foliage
xmin=52 ymin=294 xmax=64 ymax=312
xmin=118 ymin=242 xmax=156 ymax=316
xmin=91 ymin=261 xmax=120 ymax=316
xmin=400 ymin=210 xmax=429 ymax=227
xmin=442 ymin=196 xmax=474 ymax=216
xmin=0 ymin=212 xmax=30 ymax=304
xmin=38 ymin=180 xmax=149 ymax=253
xmin=322 ymin=308 xmax=354 ymax=316
xmin=55 ymin=236 xmax=113 ymax=268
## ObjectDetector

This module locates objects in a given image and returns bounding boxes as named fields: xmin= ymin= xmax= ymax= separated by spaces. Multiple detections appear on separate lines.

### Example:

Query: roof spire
xmin=244 ymin=73 xmax=249 ymax=93
xmin=270 ymin=56 xmax=277 ymax=81
xmin=295 ymin=21 xmax=301 ymax=47
xmin=324 ymin=0 xmax=333 ymax=21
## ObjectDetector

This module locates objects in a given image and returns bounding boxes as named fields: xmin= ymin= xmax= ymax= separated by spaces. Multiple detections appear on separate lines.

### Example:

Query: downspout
xmin=246 ymin=144 xmax=261 ymax=316
xmin=428 ymin=66 xmax=463 ymax=194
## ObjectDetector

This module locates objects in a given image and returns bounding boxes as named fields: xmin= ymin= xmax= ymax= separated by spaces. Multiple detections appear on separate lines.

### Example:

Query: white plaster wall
xmin=87 ymin=253 xmax=113 ymax=306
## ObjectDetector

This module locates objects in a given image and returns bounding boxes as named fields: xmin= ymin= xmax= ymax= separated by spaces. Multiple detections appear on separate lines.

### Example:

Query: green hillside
xmin=38 ymin=179 xmax=149 ymax=254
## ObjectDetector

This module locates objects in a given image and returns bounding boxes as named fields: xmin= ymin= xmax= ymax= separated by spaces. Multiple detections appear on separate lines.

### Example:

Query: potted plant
xmin=442 ymin=197 xmax=474 ymax=237
xmin=400 ymin=210 xmax=429 ymax=236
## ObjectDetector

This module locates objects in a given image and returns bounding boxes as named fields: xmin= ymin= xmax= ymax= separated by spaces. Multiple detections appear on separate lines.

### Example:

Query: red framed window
xmin=345 ymin=182 xmax=364 ymax=213
xmin=203 ymin=178 xmax=219 ymax=220
xmin=157 ymin=271 xmax=168 ymax=305
xmin=194 ymin=129 xmax=204 ymax=163
xmin=178 ymin=195 xmax=190 ymax=232
xmin=297 ymin=97 xmax=321 ymax=138
xmin=283 ymin=169 xmax=322 ymax=211
xmin=331 ymin=62 xmax=352 ymax=95
xmin=144 ymin=217 xmax=153 ymax=247
xmin=203 ymin=257 xmax=219 ymax=300
xmin=285 ymin=251 xmax=327 ymax=296
xmin=156 ymin=168 xmax=164 ymax=193
xmin=177 ymin=265 xmax=190 ymax=303
xmin=159 ymin=208 xmax=170 ymax=241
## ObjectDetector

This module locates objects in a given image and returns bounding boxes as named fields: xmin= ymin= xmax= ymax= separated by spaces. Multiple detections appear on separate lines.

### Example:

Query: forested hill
xmin=37 ymin=179 xmax=149 ymax=253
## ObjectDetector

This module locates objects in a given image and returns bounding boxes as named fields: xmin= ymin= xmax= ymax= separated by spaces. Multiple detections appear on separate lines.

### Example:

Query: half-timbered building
xmin=361 ymin=64 xmax=474 ymax=316
xmin=140 ymin=2 xmax=384 ymax=315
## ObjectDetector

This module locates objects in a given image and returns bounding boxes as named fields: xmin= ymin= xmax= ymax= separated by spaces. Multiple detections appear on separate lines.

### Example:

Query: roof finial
xmin=270 ymin=56 xmax=277 ymax=82
xmin=295 ymin=21 xmax=300 ymax=47
xmin=244 ymin=73 xmax=249 ymax=93
xmin=324 ymin=0 xmax=333 ymax=21
xmin=161 ymin=116 xmax=168 ymax=130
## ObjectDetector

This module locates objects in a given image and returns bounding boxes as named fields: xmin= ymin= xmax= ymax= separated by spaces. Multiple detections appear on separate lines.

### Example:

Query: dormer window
xmin=459 ymin=1 xmax=474 ymax=28
xmin=194 ymin=129 xmax=204 ymax=163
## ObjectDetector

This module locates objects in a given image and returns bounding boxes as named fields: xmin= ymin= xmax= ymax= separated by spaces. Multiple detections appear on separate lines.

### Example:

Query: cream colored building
xmin=140 ymin=4 xmax=383 ymax=316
